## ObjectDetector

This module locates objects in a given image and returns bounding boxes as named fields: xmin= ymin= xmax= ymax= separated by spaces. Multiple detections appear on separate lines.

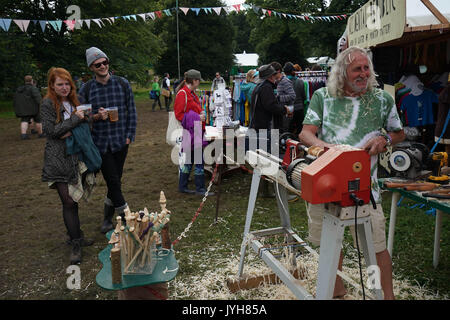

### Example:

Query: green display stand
xmin=96 ymin=231 xmax=178 ymax=290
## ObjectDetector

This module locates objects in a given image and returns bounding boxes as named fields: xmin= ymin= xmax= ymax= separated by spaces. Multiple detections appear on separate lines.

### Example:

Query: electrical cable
xmin=350 ymin=194 xmax=366 ymax=300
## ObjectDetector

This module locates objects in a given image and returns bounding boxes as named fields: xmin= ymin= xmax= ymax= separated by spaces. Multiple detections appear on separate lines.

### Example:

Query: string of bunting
xmin=0 ymin=3 xmax=347 ymax=33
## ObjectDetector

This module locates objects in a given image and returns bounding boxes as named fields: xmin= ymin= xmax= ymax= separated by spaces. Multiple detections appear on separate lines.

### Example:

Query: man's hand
xmin=97 ymin=107 xmax=108 ymax=121
xmin=363 ymin=136 xmax=387 ymax=156
xmin=126 ymin=138 xmax=131 ymax=145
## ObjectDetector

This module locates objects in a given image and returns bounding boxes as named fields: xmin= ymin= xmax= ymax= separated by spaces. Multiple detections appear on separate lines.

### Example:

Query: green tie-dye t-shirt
xmin=303 ymin=87 xmax=403 ymax=203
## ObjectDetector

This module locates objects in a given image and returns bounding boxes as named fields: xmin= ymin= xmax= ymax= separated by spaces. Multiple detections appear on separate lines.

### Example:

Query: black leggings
xmin=55 ymin=182 xmax=81 ymax=240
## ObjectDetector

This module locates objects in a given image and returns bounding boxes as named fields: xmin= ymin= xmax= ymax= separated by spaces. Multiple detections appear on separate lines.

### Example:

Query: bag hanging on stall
xmin=161 ymin=88 xmax=171 ymax=98
xmin=166 ymin=89 xmax=188 ymax=146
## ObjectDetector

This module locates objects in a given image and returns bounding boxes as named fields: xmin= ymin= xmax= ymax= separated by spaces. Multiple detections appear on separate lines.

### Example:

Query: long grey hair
xmin=327 ymin=46 xmax=378 ymax=98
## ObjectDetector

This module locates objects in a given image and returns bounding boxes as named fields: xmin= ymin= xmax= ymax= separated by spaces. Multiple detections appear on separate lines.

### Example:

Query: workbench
xmin=379 ymin=178 xmax=449 ymax=268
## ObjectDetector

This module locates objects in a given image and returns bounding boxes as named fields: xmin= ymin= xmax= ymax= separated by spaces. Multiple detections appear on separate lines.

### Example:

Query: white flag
xmin=213 ymin=7 xmax=222 ymax=15
xmin=14 ymin=19 xmax=30 ymax=32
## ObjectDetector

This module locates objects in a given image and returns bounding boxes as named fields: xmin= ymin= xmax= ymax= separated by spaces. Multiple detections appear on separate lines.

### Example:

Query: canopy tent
xmin=231 ymin=51 xmax=259 ymax=76
xmin=306 ymin=56 xmax=335 ymax=67
xmin=376 ymin=0 xmax=450 ymax=48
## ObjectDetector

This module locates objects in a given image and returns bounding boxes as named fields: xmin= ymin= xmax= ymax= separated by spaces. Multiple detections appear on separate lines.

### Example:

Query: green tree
xmin=154 ymin=0 xmax=235 ymax=81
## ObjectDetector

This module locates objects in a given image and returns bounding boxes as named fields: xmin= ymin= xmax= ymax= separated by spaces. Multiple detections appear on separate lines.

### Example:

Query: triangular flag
xmin=282 ymin=13 xmax=286 ymax=19
xmin=0 ymin=19 xmax=12 ymax=31
xmin=148 ymin=12 xmax=156 ymax=20
xmin=180 ymin=7 xmax=190 ymax=15
xmin=14 ymin=19 xmax=30 ymax=32
xmin=261 ymin=9 xmax=267 ymax=15
xmin=155 ymin=11 xmax=162 ymax=18
xmin=84 ymin=19 xmax=91 ymax=29
xmin=242 ymin=4 xmax=250 ymax=10
xmin=138 ymin=14 xmax=146 ymax=21
xmin=31 ymin=20 xmax=38 ymax=24
xmin=39 ymin=20 xmax=46 ymax=32
xmin=223 ymin=6 xmax=233 ymax=14
xmin=64 ymin=20 xmax=76 ymax=31
xmin=213 ymin=7 xmax=222 ymax=15
xmin=267 ymin=10 xmax=272 ymax=17
xmin=233 ymin=4 xmax=241 ymax=12
xmin=49 ymin=20 xmax=62 ymax=31
xmin=92 ymin=19 xmax=103 ymax=28
xmin=252 ymin=6 xmax=260 ymax=14
xmin=192 ymin=8 xmax=201 ymax=16
xmin=130 ymin=15 xmax=137 ymax=21
xmin=164 ymin=9 xmax=172 ymax=17
xmin=108 ymin=17 xmax=115 ymax=24
xmin=202 ymin=8 xmax=209 ymax=14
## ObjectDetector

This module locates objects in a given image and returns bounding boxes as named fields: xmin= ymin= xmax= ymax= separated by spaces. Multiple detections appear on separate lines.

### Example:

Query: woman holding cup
xmin=174 ymin=69 xmax=214 ymax=196
xmin=40 ymin=67 xmax=98 ymax=265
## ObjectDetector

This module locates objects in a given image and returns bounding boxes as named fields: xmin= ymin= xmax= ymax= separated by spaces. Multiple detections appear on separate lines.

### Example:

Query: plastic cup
xmin=287 ymin=105 xmax=294 ymax=113
xmin=77 ymin=104 xmax=92 ymax=115
xmin=106 ymin=107 xmax=119 ymax=122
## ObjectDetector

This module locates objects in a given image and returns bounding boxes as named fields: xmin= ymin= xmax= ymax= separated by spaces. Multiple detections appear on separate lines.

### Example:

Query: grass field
xmin=0 ymin=84 xmax=448 ymax=300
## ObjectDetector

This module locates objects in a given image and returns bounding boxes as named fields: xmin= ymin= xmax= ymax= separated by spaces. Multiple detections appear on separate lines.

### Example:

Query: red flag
xmin=233 ymin=4 xmax=241 ymax=12
xmin=155 ymin=11 xmax=162 ymax=18
xmin=267 ymin=10 xmax=272 ymax=16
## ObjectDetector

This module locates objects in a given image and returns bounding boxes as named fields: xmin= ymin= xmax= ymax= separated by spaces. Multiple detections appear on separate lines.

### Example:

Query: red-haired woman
xmin=41 ymin=67 xmax=97 ymax=265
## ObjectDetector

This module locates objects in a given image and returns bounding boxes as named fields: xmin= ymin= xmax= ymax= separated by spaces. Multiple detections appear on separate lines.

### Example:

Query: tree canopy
xmin=0 ymin=0 xmax=368 ymax=97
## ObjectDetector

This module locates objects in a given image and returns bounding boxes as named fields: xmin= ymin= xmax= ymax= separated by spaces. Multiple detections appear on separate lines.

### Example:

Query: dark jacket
xmin=66 ymin=122 xmax=102 ymax=173
xmin=13 ymin=84 xmax=41 ymax=117
xmin=41 ymin=98 xmax=85 ymax=184
xmin=293 ymin=78 xmax=306 ymax=113
xmin=250 ymin=80 xmax=286 ymax=130
xmin=436 ymin=84 xmax=450 ymax=139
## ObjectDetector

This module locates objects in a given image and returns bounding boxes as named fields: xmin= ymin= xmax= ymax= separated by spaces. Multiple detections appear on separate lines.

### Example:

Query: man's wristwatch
xmin=378 ymin=132 xmax=392 ymax=147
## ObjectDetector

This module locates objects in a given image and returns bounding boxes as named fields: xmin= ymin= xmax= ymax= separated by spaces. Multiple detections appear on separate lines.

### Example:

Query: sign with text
xmin=347 ymin=0 xmax=406 ymax=48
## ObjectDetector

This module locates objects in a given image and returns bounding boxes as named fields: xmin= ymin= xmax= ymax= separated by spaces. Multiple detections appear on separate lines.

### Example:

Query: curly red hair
xmin=45 ymin=67 xmax=80 ymax=123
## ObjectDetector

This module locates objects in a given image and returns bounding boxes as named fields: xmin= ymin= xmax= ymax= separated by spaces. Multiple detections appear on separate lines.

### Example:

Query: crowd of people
xmin=10 ymin=43 xmax=408 ymax=300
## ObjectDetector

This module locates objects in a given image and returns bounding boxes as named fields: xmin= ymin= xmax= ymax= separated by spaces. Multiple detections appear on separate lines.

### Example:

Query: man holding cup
xmin=78 ymin=47 xmax=137 ymax=234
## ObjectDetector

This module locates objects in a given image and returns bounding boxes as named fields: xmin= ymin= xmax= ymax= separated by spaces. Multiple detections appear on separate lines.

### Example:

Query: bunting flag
xmin=14 ymin=19 xmax=30 ymax=32
xmin=0 ymin=5 xmax=348 ymax=33
xmin=0 ymin=18 xmax=12 ymax=31
xmin=64 ymin=19 xmax=76 ymax=31
xmin=39 ymin=20 xmax=46 ymax=32
xmin=92 ymin=19 xmax=103 ymax=28
xmin=180 ymin=7 xmax=190 ymax=15
xmin=49 ymin=20 xmax=62 ymax=31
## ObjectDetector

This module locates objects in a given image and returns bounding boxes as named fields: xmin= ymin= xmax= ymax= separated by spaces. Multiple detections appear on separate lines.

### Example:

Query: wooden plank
xmin=405 ymin=23 xmax=450 ymax=33
xmin=227 ymin=269 xmax=303 ymax=293
xmin=421 ymin=0 xmax=449 ymax=24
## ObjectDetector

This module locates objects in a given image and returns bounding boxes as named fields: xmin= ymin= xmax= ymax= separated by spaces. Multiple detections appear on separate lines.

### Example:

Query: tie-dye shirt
xmin=303 ymin=87 xmax=403 ymax=203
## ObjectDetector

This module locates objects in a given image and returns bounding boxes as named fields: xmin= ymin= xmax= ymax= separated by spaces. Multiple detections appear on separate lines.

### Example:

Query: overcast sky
xmin=223 ymin=0 xmax=450 ymax=16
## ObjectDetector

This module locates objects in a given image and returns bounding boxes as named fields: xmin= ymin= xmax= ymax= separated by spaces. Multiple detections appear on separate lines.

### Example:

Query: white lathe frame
xmin=237 ymin=165 xmax=383 ymax=300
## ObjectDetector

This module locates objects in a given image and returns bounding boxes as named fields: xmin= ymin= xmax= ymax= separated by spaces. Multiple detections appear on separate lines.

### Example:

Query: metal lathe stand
xmin=237 ymin=162 xmax=383 ymax=300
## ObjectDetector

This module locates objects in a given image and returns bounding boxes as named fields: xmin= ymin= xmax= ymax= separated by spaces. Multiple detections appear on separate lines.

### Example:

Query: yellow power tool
xmin=427 ymin=152 xmax=449 ymax=184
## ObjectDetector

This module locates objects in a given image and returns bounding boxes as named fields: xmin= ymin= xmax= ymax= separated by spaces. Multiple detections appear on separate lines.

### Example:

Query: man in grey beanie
xmin=78 ymin=47 xmax=137 ymax=234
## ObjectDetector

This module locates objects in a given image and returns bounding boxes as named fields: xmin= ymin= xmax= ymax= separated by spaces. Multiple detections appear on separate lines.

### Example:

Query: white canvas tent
xmin=306 ymin=56 xmax=335 ymax=67
xmin=234 ymin=51 xmax=259 ymax=67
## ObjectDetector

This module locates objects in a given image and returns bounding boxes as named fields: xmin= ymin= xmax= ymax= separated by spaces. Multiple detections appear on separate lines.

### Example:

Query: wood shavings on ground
xmin=169 ymin=244 xmax=448 ymax=300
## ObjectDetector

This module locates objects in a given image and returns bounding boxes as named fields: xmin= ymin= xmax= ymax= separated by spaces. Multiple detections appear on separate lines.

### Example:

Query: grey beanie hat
xmin=86 ymin=47 xmax=108 ymax=67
